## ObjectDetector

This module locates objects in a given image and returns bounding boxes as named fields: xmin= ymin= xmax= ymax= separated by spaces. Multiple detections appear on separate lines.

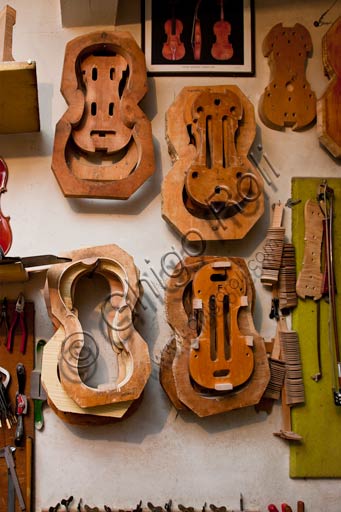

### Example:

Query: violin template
xmin=162 ymin=85 xmax=264 ymax=241
xmin=160 ymin=256 xmax=270 ymax=417
xmin=259 ymin=23 xmax=316 ymax=131
xmin=52 ymin=31 xmax=155 ymax=199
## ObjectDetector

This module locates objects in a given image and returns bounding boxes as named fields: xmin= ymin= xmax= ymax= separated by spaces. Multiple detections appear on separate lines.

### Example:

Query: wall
xmin=0 ymin=0 xmax=340 ymax=510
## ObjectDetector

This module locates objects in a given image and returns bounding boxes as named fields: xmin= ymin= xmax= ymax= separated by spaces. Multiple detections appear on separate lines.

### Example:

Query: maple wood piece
xmin=0 ymin=5 xmax=39 ymax=133
xmin=52 ymin=30 xmax=154 ymax=199
xmin=162 ymin=85 xmax=264 ymax=242
xmin=261 ymin=203 xmax=285 ymax=285
xmin=317 ymin=17 xmax=341 ymax=158
xmin=160 ymin=256 xmax=270 ymax=417
xmin=296 ymin=199 xmax=324 ymax=300
xmin=42 ymin=244 xmax=151 ymax=415
xmin=259 ymin=23 xmax=316 ymax=131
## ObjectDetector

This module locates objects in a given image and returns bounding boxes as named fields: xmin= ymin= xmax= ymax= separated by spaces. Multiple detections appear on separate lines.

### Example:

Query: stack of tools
xmin=41 ymin=244 xmax=151 ymax=425
xmin=160 ymin=256 xmax=270 ymax=417
xmin=278 ymin=244 xmax=297 ymax=313
xmin=0 ymin=296 xmax=35 ymax=512
xmin=261 ymin=203 xmax=285 ymax=286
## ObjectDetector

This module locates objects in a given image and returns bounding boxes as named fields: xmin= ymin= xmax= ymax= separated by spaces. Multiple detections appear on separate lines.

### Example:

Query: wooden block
xmin=0 ymin=5 xmax=39 ymax=134
xmin=162 ymin=85 xmax=264 ymax=242
xmin=259 ymin=23 xmax=316 ymax=131
xmin=52 ymin=30 xmax=155 ymax=199
xmin=317 ymin=16 xmax=341 ymax=158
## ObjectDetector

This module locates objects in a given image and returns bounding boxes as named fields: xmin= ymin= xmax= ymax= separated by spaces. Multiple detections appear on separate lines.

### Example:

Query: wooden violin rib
xmin=42 ymin=244 xmax=151 ymax=420
xmin=52 ymin=30 xmax=154 ymax=199
xmin=317 ymin=17 xmax=341 ymax=158
xmin=162 ymin=85 xmax=264 ymax=242
xmin=160 ymin=256 xmax=270 ymax=417
xmin=259 ymin=23 xmax=316 ymax=130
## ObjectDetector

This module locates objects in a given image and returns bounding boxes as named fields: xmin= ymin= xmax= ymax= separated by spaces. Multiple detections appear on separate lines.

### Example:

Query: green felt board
xmin=290 ymin=178 xmax=341 ymax=478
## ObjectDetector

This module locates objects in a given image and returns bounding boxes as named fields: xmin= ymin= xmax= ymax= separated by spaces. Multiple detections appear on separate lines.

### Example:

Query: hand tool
xmin=0 ymin=296 xmax=9 ymax=340
xmin=30 ymin=339 xmax=47 ymax=430
xmin=0 ymin=253 xmax=72 ymax=267
xmin=0 ymin=366 xmax=16 ymax=428
xmin=15 ymin=363 xmax=27 ymax=446
xmin=25 ymin=437 xmax=33 ymax=512
xmin=297 ymin=501 xmax=305 ymax=512
xmin=281 ymin=505 xmax=292 ymax=512
xmin=268 ymin=506 xmax=279 ymax=512
xmin=6 ymin=293 xmax=27 ymax=354
xmin=0 ymin=445 xmax=26 ymax=511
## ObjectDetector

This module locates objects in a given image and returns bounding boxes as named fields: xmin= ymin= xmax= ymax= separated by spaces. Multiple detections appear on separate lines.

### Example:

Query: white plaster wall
xmin=0 ymin=0 xmax=340 ymax=510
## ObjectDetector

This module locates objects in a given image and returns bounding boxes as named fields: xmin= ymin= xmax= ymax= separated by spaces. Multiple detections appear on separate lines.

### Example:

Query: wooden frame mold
xmin=52 ymin=31 xmax=155 ymax=199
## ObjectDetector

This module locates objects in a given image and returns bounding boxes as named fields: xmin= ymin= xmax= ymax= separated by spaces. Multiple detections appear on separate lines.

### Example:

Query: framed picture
xmin=141 ymin=0 xmax=255 ymax=76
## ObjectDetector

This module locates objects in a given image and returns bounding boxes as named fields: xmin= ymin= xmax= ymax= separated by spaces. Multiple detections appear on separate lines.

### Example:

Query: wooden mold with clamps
xmin=160 ymin=256 xmax=270 ymax=417
xmin=162 ymin=85 xmax=264 ymax=242
xmin=0 ymin=5 xmax=39 ymax=134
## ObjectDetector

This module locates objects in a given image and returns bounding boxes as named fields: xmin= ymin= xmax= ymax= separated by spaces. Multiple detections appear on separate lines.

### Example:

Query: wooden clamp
xmin=317 ymin=16 xmax=341 ymax=158
xmin=52 ymin=30 xmax=154 ymax=199
xmin=160 ymin=256 xmax=270 ymax=417
xmin=259 ymin=23 xmax=316 ymax=130
xmin=41 ymin=244 xmax=151 ymax=424
xmin=0 ymin=5 xmax=39 ymax=133
xmin=162 ymin=85 xmax=264 ymax=242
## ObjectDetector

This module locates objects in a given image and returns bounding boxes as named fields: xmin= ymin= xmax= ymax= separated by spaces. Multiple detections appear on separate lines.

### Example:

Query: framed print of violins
xmin=142 ymin=0 xmax=255 ymax=76
xmin=162 ymin=85 xmax=264 ymax=241
xmin=52 ymin=30 xmax=155 ymax=199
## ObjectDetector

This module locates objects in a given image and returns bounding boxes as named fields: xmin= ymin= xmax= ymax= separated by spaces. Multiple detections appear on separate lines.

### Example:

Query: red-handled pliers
xmin=6 ymin=293 xmax=27 ymax=354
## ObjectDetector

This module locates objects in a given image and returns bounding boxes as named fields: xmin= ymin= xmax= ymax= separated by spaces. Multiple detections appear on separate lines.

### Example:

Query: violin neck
xmin=220 ymin=0 xmax=224 ymax=20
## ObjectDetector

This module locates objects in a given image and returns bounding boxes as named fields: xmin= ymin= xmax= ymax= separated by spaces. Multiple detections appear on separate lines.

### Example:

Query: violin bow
xmin=318 ymin=181 xmax=341 ymax=405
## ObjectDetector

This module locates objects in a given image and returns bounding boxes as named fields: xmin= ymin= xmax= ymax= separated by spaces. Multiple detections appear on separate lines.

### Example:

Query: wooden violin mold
xmin=317 ymin=16 xmax=341 ymax=158
xmin=160 ymin=256 xmax=270 ymax=417
xmin=52 ymin=30 xmax=155 ymax=199
xmin=42 ymin=244 xmax=151 ymax=416
xmin=162 ymin=85 xmax=264 ymax=242
xmin=259 ymin=23 xmax=316 ymax=130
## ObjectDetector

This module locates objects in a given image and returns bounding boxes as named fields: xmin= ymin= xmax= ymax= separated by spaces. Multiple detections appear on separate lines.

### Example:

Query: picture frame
xmin=141 ymin=0 xmax=255 ymax=76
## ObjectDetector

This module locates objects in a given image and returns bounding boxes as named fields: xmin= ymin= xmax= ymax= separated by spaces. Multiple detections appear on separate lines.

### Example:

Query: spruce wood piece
xmin=42 ymin=244 xmax=151 ymax=414
xmin=52 ymin=30 xmax=154 ymax=199
xmin=259 ymin=23 xmax=316 ymax=131
xmin=0 ymin=5 xmax=39 ymax=133
xmin=317 ymin=17 xmax=341 ymax=158
xmin=160 ymin=256 xmax=270 ymax=417
xmin=162 ymin=85 xmax=264 ymax=242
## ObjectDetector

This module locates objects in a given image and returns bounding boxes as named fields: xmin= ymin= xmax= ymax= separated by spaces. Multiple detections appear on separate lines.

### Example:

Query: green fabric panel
xmin=290 ymin=177 xmax=341 ymax=478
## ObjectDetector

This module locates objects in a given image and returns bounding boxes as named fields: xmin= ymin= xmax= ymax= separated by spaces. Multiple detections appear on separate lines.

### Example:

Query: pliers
xmin=6 ymin=293 xmax=27 ymax=354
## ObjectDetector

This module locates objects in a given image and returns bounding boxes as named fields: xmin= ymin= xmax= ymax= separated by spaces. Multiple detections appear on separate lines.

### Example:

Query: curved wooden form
xmin=162 ymin=85 xmax=264 ymax=242
xmin=317 ymin=16 xmax=341 ymax=158
xmin=42 ymin=244 xmax=151 ymax=416
xmin=259 ymin=23 xmax=316 ymax=131
xmin=52 ymin=31 xmax=155 ymax=199
xmin=160 ymin=256 xmax=270 ymax=417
